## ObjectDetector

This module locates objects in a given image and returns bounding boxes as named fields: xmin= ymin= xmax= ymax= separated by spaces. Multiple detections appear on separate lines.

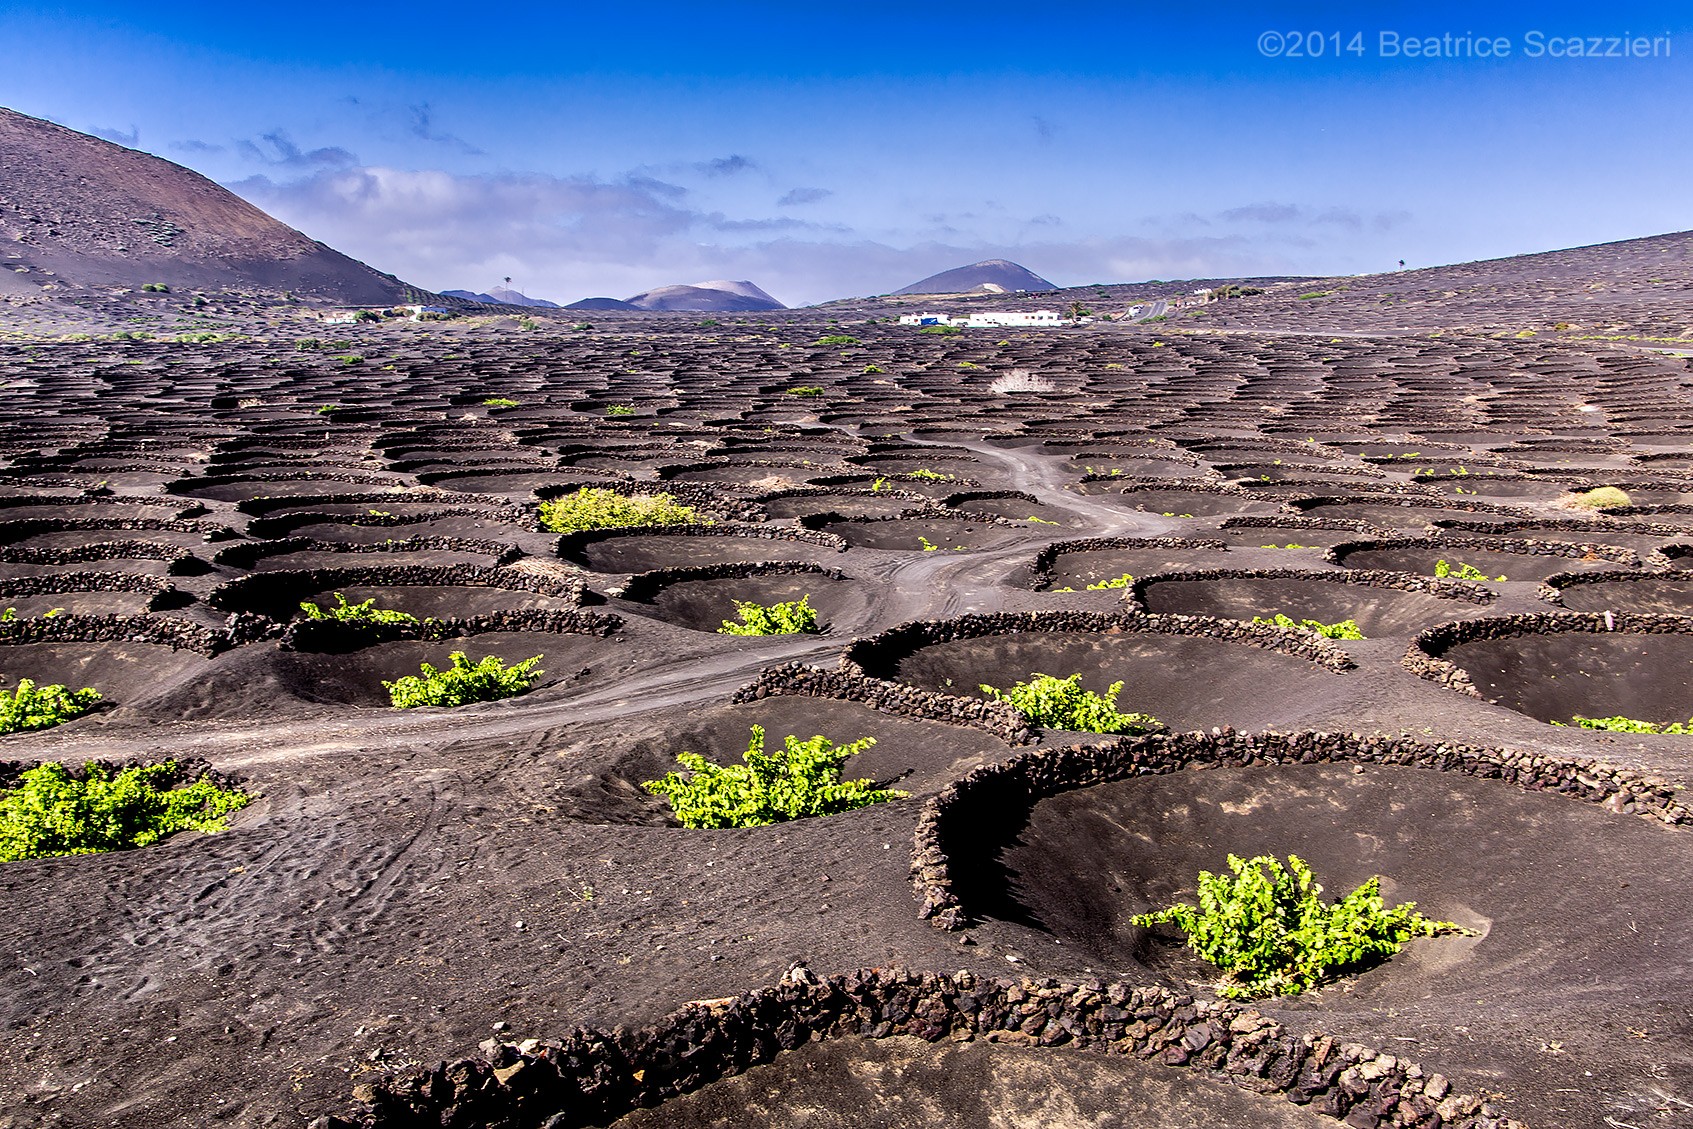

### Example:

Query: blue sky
xmin=6 ymin=1 xmax=1690 ymax=305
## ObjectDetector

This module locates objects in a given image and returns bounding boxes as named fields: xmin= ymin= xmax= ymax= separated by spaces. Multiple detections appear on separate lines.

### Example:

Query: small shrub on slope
xmin=384 ymin=652 xmax=542 ymax=708
xmin=1433 ymin=559 xmax=1505 ymax=582
xmin=1559 ymin=714 xmax=1693 ymax=734
xmin=0 ymin=679 xmax=101 ymax=734
xmin=718 ymin=595 xmax=820 ymax=636
xmin=538 ymin=487 xmax=703 ymax=533
xmin=1252 ymin=613 xmax=1364 ymax=639
xmin=299 ymin=593 xmax=418 ymax=625
xmin=1567 ymin=486 xmax=1631 ymax=511
xmin=0 ymin=761 xmax=250 ymax=862
xmin=1132 ymin=854 xmax=1469 ymax=999
xmin=643 ymin=726 xmax=904 ymax=828
xmin=978 ymin=673 xmax=1161 ymax=734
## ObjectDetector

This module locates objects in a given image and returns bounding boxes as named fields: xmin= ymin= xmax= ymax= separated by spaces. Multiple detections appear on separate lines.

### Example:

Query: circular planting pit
xmin=1291 ymin=499 xmax=1528 ymax=532
xmin=618 ymin=563 xmax=863 ymax=634
xmin=861 ymin=622 xmax=1343 ymax=733
xmin=273 ymin=513 xmax=527 ymax=543
xmin=1030 ymin=538 xmax=1230 ymax=591
xmin=989 ymin=764 xmax=1688 ymax=1114
xmin=659 ymin=462 xmax=822 ymax=490
xmin=1429 ymin=520 xmax=1681 ymax=553
xmin=757 ymin=492 xmax=919 ymax=521
xmin=1132 ymin=570 xmax=1491 ymax=636
xmin=1423 ymin=616 xmax=1693 ymax=725
xmin=210 ymin=566 xmax=582 ymax=622
xmin=817 ymin=517 xmax=1018 ymax=553
xmin=1413 ymin=474 xmax=1574 ymax=502
xmin=0 ymin=522 xmax=225 ymax=553
xmin=1546 ymin=571 xmax=1693 ymax=614
xmin=1215 ymin=522 xmax=1382 ymax=550
xmin=173 ymin=475 xmax=405 ymax=503
xmin=608 ymin=1035 xmax=1332 ymax=1129
xmin=808 ymin=473 xmax=972 ymax=501
xmin=1330 ymin=537 xmax=1632 ymax=583
xmin=273 ymin=630 xmax=619 ymax=709
xmin=556 ymin=693 xmax=1010 ymax=826
xmin=1106 ymin=486 xmax=1277 ymax=518
xmin=1063 ymin=456 xmax=1212 ymax=479
xmin=558 ymin=528 xmax=839 ymax=573
xmin=941 ymin=491 xmax=1075 ymax=527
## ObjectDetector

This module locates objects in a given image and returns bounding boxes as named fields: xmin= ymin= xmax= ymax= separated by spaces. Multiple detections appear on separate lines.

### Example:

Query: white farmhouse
xmin=961 ymin=310 xmax=1067 ymax=328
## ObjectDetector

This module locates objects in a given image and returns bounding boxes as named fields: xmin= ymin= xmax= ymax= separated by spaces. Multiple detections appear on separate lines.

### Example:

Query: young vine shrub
xmin=978 ymin=673 xmax=1162 ymax=735
xmin=718 ymin=595 xmax=820 ymax=636
xmin=1433 ymin=559 xmax=1505 ymax=582
xmin=0 ymin=679 xmax=102 ymax=734
xmin=383 ymin=652 xmax=543 ymax=708
xmin=643 ymin=726 xmax=906 ymax=829
xmin=1251 ymin=613 xmax=1365 ymax=640
xmin=299 ymin=592 xmax=419 ymax=624
xmin=0 ymin=761 xmax=250 ymax=862
xmin=1563 ymin=714 xmax=1693 ymax=734
xmin=537 ymin=487 xmax=703 ymax=534
xmin=1132 ymin=854 xmax=1469 ymax=999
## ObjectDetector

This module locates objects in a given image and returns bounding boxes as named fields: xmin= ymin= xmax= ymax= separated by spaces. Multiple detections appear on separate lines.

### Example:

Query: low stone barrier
xmin=0 ymin=571 xmax=177 ymax=609
xmin=315 ymin=963 xmax=1527 ymax=1129
xmin=0 ymin=516 xmax=237 ymax=545
xmin=0 ymin=613 xmax=224 ymax=654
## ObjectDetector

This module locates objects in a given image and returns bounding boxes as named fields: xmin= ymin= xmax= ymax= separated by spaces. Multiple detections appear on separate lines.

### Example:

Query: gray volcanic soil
xmin=1 ymin=316 xmax=1693 ymax=1128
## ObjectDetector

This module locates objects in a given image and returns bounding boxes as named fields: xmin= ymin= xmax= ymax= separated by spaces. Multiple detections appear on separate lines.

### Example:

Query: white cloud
xmin=231 ymin=163 xmax=1332 ymax=306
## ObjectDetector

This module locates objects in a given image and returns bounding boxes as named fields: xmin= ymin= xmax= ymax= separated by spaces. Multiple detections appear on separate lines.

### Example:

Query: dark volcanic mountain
xmin=895 ymin=259 xmax=1057 ymax=296
xmin=0 ymin=106 xmax=419 ymax=304
xmin=625 ymin=279 xmax=785 ymax=312
xmin=442 ymin=286 xmax=560 ymax=308
xmin=566 ymin=296 xmax=639 ymax=310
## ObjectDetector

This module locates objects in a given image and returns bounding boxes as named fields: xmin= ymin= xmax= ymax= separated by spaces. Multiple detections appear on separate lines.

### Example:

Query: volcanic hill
xmin=624 ymin=279 xmax=786 ymax=312
xmin=895 ymin=258 xmax=1058 ymax=295
xmin=0 ymin=107 xmax=421 ymax=305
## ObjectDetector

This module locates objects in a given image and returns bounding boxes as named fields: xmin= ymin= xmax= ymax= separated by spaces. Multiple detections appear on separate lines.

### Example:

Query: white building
xmin=899 ymin=310 xmax=1069 ymax=329
xmin=962 ymin=310 xmax=1067 ymax=328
